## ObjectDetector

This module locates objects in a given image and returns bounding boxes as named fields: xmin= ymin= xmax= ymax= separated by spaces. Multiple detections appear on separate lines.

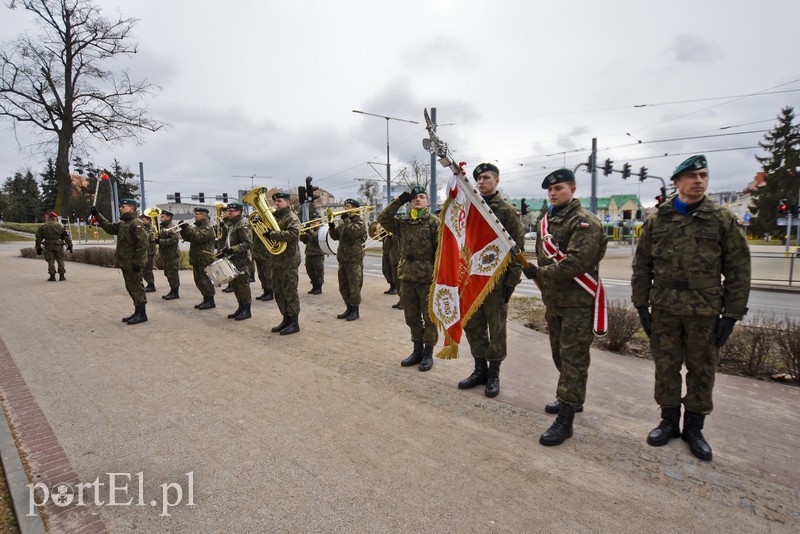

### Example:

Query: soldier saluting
xmin=632 ymin=155 xmax=751 ymax=461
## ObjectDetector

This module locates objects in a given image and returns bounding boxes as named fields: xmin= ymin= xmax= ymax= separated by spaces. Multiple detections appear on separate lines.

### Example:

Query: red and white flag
xmin=429 ymin=169 xmax=516 ymax=359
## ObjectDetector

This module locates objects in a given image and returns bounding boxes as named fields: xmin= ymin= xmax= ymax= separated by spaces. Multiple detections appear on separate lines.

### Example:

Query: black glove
xmin=522 ymin=263 xmax=538 ymax=280
xmin=502 ymin=285 xmax=514 ymax=303
xmin=36 ymin=247 xmax=42 ymax=255
xmin=132 ymin=264 xmax=141 ymax=273
xmin=262 ymin=229 xmax=272 ymax=240
xmin=637 ymin=307 xmax=652 ymax=337
xmin=90 ymin=206 xmax=99 ymax=217
xmin=715 ymin=317 xmax=737 ymax=348
xmin=329 ymin=221 xmax=335 ymax=230
xmin=67 ymin=245 xmax=73 ymax=253
xmin=398 ymin=191 xmax=413 ymax=204
xmin=221 ymin=247 xmax=233 ymax=257
xmin=340 ymin=212 xmax=350 ymax=220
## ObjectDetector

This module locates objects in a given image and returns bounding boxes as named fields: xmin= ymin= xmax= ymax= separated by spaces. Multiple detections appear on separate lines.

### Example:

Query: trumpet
xmin=300 ymin=206 xmax=375 ymax=234
xmin=243 ymin=186 xmax=286 ymax=255
xmin=144 ymin=207 xmax=161 ymax=234
xmin=161 ymin=220 xmax=189 ymax=238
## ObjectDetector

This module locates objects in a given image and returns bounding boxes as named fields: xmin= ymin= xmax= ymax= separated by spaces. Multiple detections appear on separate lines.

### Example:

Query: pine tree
xmin=751 ymin=107 xmax=800 ymax=238
xmin=2 ymin=171 xmax=41 ymax=222
xmin=39 ymin=159 xmax=58 ymax=213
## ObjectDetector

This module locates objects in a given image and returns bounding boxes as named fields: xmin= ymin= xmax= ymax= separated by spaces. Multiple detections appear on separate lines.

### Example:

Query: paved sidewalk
xmin=0 ymin=249 xmax=798 ymax=532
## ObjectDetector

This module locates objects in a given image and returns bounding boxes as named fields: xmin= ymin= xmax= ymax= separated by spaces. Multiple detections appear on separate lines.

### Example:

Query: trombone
xmin=300 ymin=206 xmax=375 ymax=234
xmin=364 ymin=221 xmax=391 ymax=249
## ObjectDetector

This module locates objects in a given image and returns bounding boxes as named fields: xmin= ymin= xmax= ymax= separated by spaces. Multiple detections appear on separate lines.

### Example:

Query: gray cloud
xmin=671 ymin=33 xmax=724 ymax=64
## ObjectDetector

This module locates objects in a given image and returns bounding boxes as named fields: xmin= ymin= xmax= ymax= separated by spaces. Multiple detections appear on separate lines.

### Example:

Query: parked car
xmin=524 ymin=232 xmax=536 ymax=240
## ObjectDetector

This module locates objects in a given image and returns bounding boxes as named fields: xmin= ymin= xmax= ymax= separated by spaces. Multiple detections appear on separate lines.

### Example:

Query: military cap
xmin=541 ymin=168 xmax=575 ymax=189
xmin=473 ymin=162 xmax=500 ymax=180
xmin=194 ymin=206 xmax=210 ymax=213
xmin=140 ymin=213 xmax=151 ymax=221
xmin=671 ymin=154 xmax=707 ymax=181
xmin=161 ymin=210 xmax=174 ymax=217
xmin=226 ymin=202 xmax=244 ymax=210
xmin=410 ymin=185 xmax=426 ymax=197
xmin=271 ymin=192 xmax=291 ymax=201
xmin=119 ymin=198 xmax=139 ymax=208
xmin=344 ymin=198 xmax=360 ymax=207
xmin=47 ymin=211 xmax=59 ymax=219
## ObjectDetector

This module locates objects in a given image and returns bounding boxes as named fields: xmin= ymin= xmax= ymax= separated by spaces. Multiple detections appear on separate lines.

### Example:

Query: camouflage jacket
xmin=536 ymin=199 xmax=607 ymax=308
xmin=632 ymin=196 xmax=751 ymax=319
xmin=270 ymin=206 xmax=302 ymax=269
xmin=299 ymin=227 xmax=325 ymax=256
xmin=252 ymin=228 xmax=272 ymax=261
xmin=145 ymin=224 xmax=157 ymax=257
xmin=35 ymin=220 xmax=72 ymax=251
xmin=378 ymin=198 xmax=440 ymax=283
xmin=485 ymin=193 xmax=524 ymax=293
xmin=180 ymin=218 xmax=216 ymax=268
xmin=329 ymin=213 xmax=366 ymax=263
xmin=97 ymin=212 xmax=148 ymax=269
xmin=225 ymin=215 xmax=253 ymax=270
xmin=158 ymin=220 xmax=180 ymax=259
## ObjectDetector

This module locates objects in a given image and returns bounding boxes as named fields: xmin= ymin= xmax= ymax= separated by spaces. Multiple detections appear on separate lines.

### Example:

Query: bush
xmin=595 ymin=300 xmax=641 ymax=352
xmin=776 ymin=317 xmax=800 ymax=381
xmin=719 ymin=314 xmax=780 ymax=377
xmin=20 ymin=247 xmax=190 ymax=269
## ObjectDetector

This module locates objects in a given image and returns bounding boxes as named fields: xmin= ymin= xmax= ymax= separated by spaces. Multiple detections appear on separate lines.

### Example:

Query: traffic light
xmin=655 ymin=186 xmax=667 ymax=207
xmin=603 ymin=159 xmax=613 ymax=176
xmin=778 ymin=199 xmax=789 ymax=216
xmin=305 ymin=176 xmax=319 ymax=202
xmin=198 ymin=192 xmax=205 ymax=203
xmin=792 ymin=204 xmax=800 ymax=217
xmin=222 ymin=193 xmax=228 ymax=203
xmin=174 ymin=192 xmax=181 ymax=204
xmin=520 ymin=198 xmax=529 ymax=216
xmin=586 ymin=155 xmax=593 ymax=173
xmin=639 ymin=167 xmax=648 ymax=182
xmin=622 ymin=163 xmax=631 ymax=179
xmin=298 ymin=186 xmax=307 ymax=203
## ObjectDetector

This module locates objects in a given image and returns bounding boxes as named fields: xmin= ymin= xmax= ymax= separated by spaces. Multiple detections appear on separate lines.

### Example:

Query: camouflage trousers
xmin=121 ymin=267 xmax=146 ymax=306
xmin=142 ymin=254 xmax=155 ymax=286
xmin=229 ymin=271 xmax=251 ymax=305
xmin=337 ymin=261 xmax=363 ymax=306
xmin=463 ymin=287 xmax=509 ymax=363
xmin=382 ymin=249 xmax=393 ymax=286
xmin=162 ymin=254 xmax=180 ymax=290
xmin=305 ymin=254 xmax=325 ymax=288
xmin=254 ymin=255 xmax=273 ymax=292
xmin=400 ymin=280 xmax=438 ymax=345
xmin=272 ymin=267 xmax=300 ymax=315
xmin=192 ymin=264 xmax=215 ymax=298
xmin=43 ymin=248 xmax=65 ymax=275
xmin=545 ymin=306 xmax=594 ymax=407
xmin=651 ymin=309 xmax=718 ymax=414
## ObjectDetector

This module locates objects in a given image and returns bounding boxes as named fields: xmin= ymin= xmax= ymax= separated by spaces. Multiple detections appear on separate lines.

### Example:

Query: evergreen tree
xmin=751 ymin=107 xmax=800 ymax=238
xmin=2 ymin=170 xmax=41 ymax=222
xmin=39 ymin=159 xmax=58 ymax=213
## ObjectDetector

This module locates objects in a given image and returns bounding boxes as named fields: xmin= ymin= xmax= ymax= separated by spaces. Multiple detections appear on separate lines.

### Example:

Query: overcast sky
xmin=2 ymin=0 xmax=799 ymax=208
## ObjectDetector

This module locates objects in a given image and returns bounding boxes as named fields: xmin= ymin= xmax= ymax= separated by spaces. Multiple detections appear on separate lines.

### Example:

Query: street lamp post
xmin=352 ymin=109 xmax=418 ymax=203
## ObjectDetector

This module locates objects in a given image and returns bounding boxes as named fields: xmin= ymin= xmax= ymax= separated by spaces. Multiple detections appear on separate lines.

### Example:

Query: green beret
xmin=226 ymin=202 xmax=244 ymax=211
xmin=541 ymin=168 xmax=575 ymax=189
xmin=473 ymin=162 xmax=499 ymax=180
xmin=271 ymin=192 xmax=291 ymax=201
xmin=119 ymin=198 xmax=139 ymax=208
xmin=671 ymin=155 xmax=707 ymax=181
xmin=194 ymin=207 xmax=209 ymax=213
xmin=344 ymin=198 xmax=360 ymax=207
xmin=410 ymin=185 xmax=426 ymax=197
xmin=161 ymin=210 xmax=174 ymax=217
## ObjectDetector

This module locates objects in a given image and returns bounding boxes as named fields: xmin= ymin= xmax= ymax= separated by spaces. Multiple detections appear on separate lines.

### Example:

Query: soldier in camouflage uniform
xmin=300 ymin=206 xmax=325 ymax=295
xmin=381 ymin=232 xmax=399 ymax=295
xmin=252 ymin=226 xmax=274 ymax=301
xmin=329 ymin=199 xmax=367 ymax=321
xmin=180 ymin=207 xmax=217 ymax=310
xmin=35 ymin=211 xmax=72 ymax=281
xmin=140 ymin=213 xmax=158 ymax=292
xmin=388 ymin=232 xmax=403 ymax=309
xmin=378 ymin=186 xmax=439 ymax=371
xmin=262 ymin=192 xmax=302 ymax=335
xmin=523 ymin=168 xmax=607 ymax=446
xmin=632 ymin=155 xmax=751 ymax=461
xmin=218 ymin=210 xmax=235 ymax=293
xmin=458 ymin=163 xmax=524 ymax=396
xmin=92 ymin=199 xmax=149 ymax=325
xmin=220 ymin=202 xmax=253 ymax=321
xmin=158 ymin=210 xmax=181 ymax=300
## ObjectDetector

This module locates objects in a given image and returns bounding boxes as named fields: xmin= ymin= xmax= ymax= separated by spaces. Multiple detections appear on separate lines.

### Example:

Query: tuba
xmin=144 ymin=207 xmax=161 ymax=234
xmin=214 ymin=201 xmax=226 ymax=240
xmin=243 ymin=187 xmax=287 ymax=255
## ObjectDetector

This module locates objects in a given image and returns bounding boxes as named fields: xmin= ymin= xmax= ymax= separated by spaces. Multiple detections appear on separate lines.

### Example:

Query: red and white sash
xmin=540 ymin=214 xmax=608 ymax=335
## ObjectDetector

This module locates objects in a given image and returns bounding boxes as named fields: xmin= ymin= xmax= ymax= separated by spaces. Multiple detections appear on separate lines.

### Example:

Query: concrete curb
xmin=0 ymin=407 xmax=46 ymax=534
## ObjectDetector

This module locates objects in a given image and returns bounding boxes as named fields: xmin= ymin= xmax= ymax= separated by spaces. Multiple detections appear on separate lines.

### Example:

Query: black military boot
xmin=126 ymin=304 xmax=148 ymax=325
xmin=259 ymin=290 xmax=274 ymax=301
xmin=47 ymin=274 xmax=56 ymax=281
xmin=308 ymin=286 xmax=322 ymax=295
xmin=121 ymin=310 xmax=136 ymax=322
xmin=391 ymin=300 xmax=403 ymax=309
xmin=418 ymin=344 xmax=434 ymax=372
xmin=458 ymin=358 xmax=488 ymax=389
xmin=337 ymin=305 xmax=353 ymax=319
xmin=197 ymin=297 xmax=216 ymax=310
xmin=345 ymin=306 xmax=360 ymax=321
xmin=384 ymin=285 xmax=396 ymax=295
xmin=485 ymin=361 xmax=501 ymax=398
xmin=222 ymin=284 xmax=235 ymax=293
xmin=540 ymin=402 xmax=576 ymax=446
xmin=234 ymin=303 xmax=252 ymax=321
xmin=682 ymin=411 xmax=713 ymax=461
xmin=280 ymin=314 xmax=300 ymax=335
xmin=59 ymin=273 xmax=66 ymax=281
xmin=545 ymin=399 xmax=584 ymax=415
xmin=401 ymin=341 xmax=424 ymax=367
xmin=271 ymin=315 xmax=289 ymax=332
xmin=162 ymin=288 xmax=179 ymax=300
xmin=227 ymin=304 xmax=244 ymax=319
xmin=646 ymin=406 xmax=681 ymax=447
xmin=144 ymin=283 xmax=156 ymax=293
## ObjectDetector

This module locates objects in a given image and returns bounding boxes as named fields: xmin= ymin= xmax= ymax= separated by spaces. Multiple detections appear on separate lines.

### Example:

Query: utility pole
xmin=139 ymin=162 xmax=146 ymax=208
xmin=590 ymin=137 xmax=598 ymax=214
xmin=429 ymin=107 xmax=437 ymax=212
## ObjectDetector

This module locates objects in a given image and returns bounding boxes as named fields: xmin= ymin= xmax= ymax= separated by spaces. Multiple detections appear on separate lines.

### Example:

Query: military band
xmin=180 ymin=206 xmax=218 ymax=310
xmin=264 ymin=191 xmax=302 ymax=335
xmin=140 ymin=213 xmax=158 ymax=292
xmin=220 ymin=202 xmax=254 ymax=321
xmin=329 ymin=198 xmax=367 ymax=321
xmin=158 ymin=210 xmax=181 ymax=300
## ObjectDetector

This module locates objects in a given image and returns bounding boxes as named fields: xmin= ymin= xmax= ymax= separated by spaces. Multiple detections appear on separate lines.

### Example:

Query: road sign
xmin=604 ymin=214 xmax=611 ymax=223
xmin=777 ymin=218 xmax=800 ymax=227
xmin=743 ymin=213 xmax=751 ymax=222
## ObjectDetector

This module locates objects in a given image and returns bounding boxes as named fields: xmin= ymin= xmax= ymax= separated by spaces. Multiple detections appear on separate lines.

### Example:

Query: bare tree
xmin=395 ymin=157 xmax=431 ymax=191
xmin=0 ymin=0 xmax=164 ymax=214
xmin=357 ymin=179 xmax=380 ymax=208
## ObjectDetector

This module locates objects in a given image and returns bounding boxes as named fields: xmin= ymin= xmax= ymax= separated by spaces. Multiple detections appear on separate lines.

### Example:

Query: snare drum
xmin=317 ymin=225 xmax=338 ymax=256
xmin=204 ymin=257 xmax=239 ymax=286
